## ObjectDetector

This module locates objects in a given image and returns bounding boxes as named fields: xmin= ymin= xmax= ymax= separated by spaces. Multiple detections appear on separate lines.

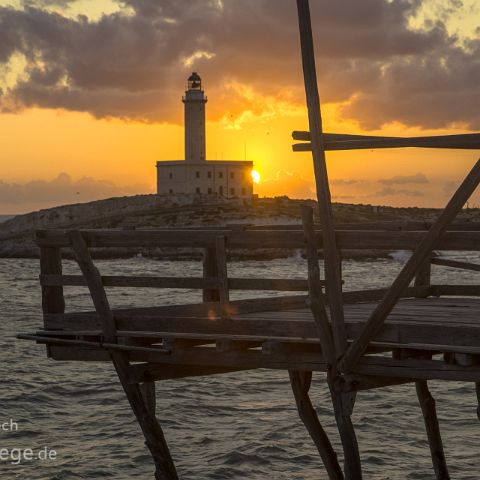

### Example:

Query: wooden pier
xmin=19 ymin=1 xmax=480 ymax=478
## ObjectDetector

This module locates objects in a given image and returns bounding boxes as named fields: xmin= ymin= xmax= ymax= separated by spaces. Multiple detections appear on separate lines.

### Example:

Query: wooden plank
xmin=431 ymin=284 xmax=480 ymax=297
xmin=340 ymin=159 xmax=480 ymax=373
xmin=292 ymin=133 xmax=480 ymax=152
xmin=431 ymin=257 xmax=480 ymax=272
xmin=40 ymin=274 xmax=219 ymax=289
xmin=296 ymin=0 xmax=347 ymax=359
xmin=127 ymin=363 xmax=247 ymax=384
xmin=35 ymin=229 xmax=480 ymax=251
xmin=355 ymin=356 xmax=480 ymax=382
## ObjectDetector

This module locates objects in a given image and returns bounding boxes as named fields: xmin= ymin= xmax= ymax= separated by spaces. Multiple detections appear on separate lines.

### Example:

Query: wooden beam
xmin=340 ymin=159 xmax=480 ymax=373
xmin=296 ymin=0 xmax=347 ymax=358
xmin=215 ymin=235 xmax=229 ymax=318
xmin=127 ymin=363 xmax=247 ymax=384
xmin=68 ymin=231 xmax=178 ymax=480
xmin=289 ymin=371 xmax=344 ymax=479
xmin=35 ymin=229 xmax=480 ymax=251
xmin=431 ymin=257 xmax=480 ymax=272
xmin=292 ymin=132 xmax=480 ymax=151
xmin=203 ymin=246 xmax=220 ymax=302
xmin=301 ymin=206 xmax=337 ymax=368
xmin=415 ymin=381 xmax=450 ymax=479
xmin=332 ymin=374 xmax=412 ymax=393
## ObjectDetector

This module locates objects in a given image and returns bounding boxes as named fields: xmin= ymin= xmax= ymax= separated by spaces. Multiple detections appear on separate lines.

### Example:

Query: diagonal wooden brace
xmin=69 ymin=231 xmax=178 ymax=480
xmin=340 ymin=159 xmax=480 ymax=373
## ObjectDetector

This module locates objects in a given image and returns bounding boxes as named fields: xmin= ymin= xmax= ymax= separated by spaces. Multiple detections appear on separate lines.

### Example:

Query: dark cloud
xmin=378 ymin=172 xmax=429 ymax=185
xmin=0 ymin=0 xmax=478 ymax=128
xmin=0 ymin=173 xmax=150 ymax=208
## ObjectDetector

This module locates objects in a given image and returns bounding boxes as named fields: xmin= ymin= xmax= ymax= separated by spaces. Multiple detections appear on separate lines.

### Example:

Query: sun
xmin=251 ymin=170 xmax=261 ymax=184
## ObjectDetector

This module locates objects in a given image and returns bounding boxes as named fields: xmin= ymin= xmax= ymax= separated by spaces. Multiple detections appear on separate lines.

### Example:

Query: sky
xmin=0 ymin=0 xmax=479 ymax=214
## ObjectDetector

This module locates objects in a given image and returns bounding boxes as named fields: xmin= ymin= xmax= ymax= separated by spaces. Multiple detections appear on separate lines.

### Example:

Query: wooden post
xmin=40 ymin=247 xmax=65 ymax=357
xmin=140 ymin=381 xmax=157 ymax=416
xmin=296 ymin=0 xmax=347 ymax=358
xmin=414 ymin=255 xmax=432 ymax=298
xmin=40 ymin=247 xmax=65 ymax=316
xmin=415 ymin=381 xmax=450 ymax=479
xmin=341 ymin=159 xmax=480 ymax=373
xmin=203 ymin=246 xmax=219 ymax=302
xmin=289 ymin=371 xmax=344 ymax=479
xmin=215 ymin=235 xmax=230 ymax=318
xmin=330 ymin=390 xmax=362 ymax=480
xmin=69 ymin=231 xmax=178 ymax=480
xmin=301 ymin=205 xmax=336 ymax=368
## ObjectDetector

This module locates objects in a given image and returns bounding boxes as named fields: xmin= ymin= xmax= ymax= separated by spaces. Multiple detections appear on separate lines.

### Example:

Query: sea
xmin=1 ymin=253 xmax=479 ymax=479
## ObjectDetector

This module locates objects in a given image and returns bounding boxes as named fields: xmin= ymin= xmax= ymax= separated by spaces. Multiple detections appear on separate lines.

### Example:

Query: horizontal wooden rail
xmin=292 ymin=132 xmax=480 ymax=152
xmin=40 ymin=274 xmax=313 ymax=291
xmin=431 ymin=258 xmax=480 ymax=272
xmin=430 ymin=284 xmax=480 ymax=296
xmin=35 ymin=229 xmax=480 ymax=251
xmin=247 ymin=222 xmax=480 ymax=232
xmin=40 ymin=274 xmax=219 ymax=289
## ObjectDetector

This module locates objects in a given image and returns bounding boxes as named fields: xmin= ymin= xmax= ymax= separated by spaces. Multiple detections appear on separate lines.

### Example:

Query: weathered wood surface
xmin=431 ymin=257 xmax=480 ymax=272
xmin=415 ymin=381 xmax=450 ymax=479
xmin=29 ymin=297 xmax=480 ymax=382
xmin=296 ymin=0 xmax=347 ymax=360
xmin=68 ymin=231 xmax=178 ymax=480
xmin=35 ymin=228 xmax=480 ymax=251
xmin=289 ymin=370 xmax=344 ymax=479
xmin=40 ymin=274 xmax=313 ymax=291
xmin=340 ymin=159 xmax=480 ymax=373
xmin=292 ymin=132 xmax=480 ymax=152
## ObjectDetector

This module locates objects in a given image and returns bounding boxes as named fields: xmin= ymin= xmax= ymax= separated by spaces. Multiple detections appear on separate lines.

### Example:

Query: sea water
xmin=1 ymin=254 xmax=479 ymax=479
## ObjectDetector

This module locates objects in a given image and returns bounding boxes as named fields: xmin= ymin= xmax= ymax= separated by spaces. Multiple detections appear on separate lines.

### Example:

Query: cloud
xmin=373 ymin=186 xmax=424 ymax=197
xmin=331 ymin=179 xmax=359 ymax=186
xmin=0 ymin=173 xmax=151 ymax=210
xmin=0 ymin=0 xmax=478 ymax=128
xmin=378 ymin=172 xmax=429 ymax=185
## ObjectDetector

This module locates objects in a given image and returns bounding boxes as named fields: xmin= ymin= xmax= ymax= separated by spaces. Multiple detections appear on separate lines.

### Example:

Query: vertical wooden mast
xmin=295 ymin=0 xmax=347 ymax=358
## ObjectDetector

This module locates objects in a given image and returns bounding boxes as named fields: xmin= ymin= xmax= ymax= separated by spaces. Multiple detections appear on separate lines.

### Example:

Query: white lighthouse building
xmin=156 ymin=73 xmax=254 ymax=198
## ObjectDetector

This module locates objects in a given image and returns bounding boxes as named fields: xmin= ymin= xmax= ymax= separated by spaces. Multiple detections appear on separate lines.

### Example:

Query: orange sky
xmin=0 ymin=0 xmax=479 ymax=214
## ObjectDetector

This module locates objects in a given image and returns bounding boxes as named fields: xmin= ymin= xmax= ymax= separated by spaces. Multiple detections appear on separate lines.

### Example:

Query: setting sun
xmin=251 ymin=170 xmax=261 ymax=184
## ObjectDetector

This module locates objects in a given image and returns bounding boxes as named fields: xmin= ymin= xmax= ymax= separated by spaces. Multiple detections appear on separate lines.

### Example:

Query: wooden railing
xmin=35 ymin=223 xmax=480 ymax=322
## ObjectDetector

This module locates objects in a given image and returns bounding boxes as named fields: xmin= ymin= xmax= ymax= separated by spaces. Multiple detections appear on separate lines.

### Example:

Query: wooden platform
xmin=25 ymin=296 xmax=480 ymax=384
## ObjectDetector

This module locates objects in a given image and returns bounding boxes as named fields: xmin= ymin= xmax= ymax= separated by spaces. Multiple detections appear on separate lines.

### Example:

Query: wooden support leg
xmin=113 ymin=356 xmax=178 ymax=480
xmin=330 ymin=388 xmax=362 ymax=480
xmin=415 ymin=381 xmax=450 ymax=480
xmin=289 ymin=371 xmax=344 ymax=479
xmin=474 ymin=383 xmax=480 ymax=421
xmin=69 ymin=231 xmax=178 ymax=480
xmin=140 ymin=381 xmax=157 ymax=416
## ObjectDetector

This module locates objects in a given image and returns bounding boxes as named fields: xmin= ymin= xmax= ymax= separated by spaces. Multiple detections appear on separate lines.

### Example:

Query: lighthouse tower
xmin=183 ymin=72 xmax=207 ymax=163
xmin=156 ymin=72 xmax=254 ymax=198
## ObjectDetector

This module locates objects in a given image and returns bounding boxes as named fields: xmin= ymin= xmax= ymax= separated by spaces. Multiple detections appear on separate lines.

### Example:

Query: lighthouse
xmin=156 ymin=73 xmax=254 ymax=199
xmin=183 ymin=72 xmax=207 ymax=163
